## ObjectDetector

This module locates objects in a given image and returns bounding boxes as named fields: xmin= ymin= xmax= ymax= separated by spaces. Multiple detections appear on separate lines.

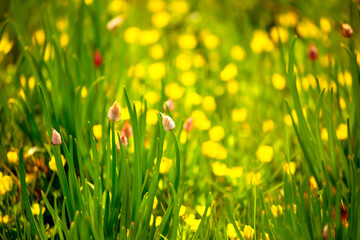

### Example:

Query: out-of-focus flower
xmin=0 ymin=32 xmax=14 ymax=54
xmin=183 ymin=117 xmax=194 ymax=132
xmin=122 ymin=121 xmax=133 ymax=138
xmin=336 ymin=123 xmax=348 ymax=140
xmin=163 ymin=99 xmax=174 ymax=112
xmin=262 ymin=120 xmax=274 ymax=133
xmin=49 ymin=155 xmax=66 ymax=172
xmin=117 ymin=130 xmax=128 ymax=148
xmin=0 ymin=173 xmax=13 ymax=195
xmin=196 ymin=205 xmax=211 ymax=216
xmin=94 ymin=50 xmax=103 ymax=67
xmin=165 ymin=83 xmax=185 ymax=100
xmin=310 ymin=176 xmax=318 ymax=190
xmin=124 ymin=27 xmax=141 ymax=44
xmin=184 ymin=214 xmax=200 ymax=232
xmin=340 ymin=22 xmax=353 ymax=38
xmin=139 ymin=29 xmax=160 ymax=45
xmin=31 ymin=203 xmax=45 ymax=216
xmin=7 ymin=150 xmax=18 ymax=164
xmin=149 ymin=44 xmax=164 ymax=59
xmin=246 ymin=172 xmax=261 ymax=185
xmin=211 ymin=161 xmax=228 ymax=176
xmin=202 ymin=141 xmax=227 ymax=159
xmin=155 ymin=156 xmax=172 ymax=174
xmin=230 ymin=45 xmax=246 ymax=61
xmin=332 ymin=203 xmax=348 ymax=224
xmin=242 ymin=225 xmax=255 ymax=240
xmin=51 ymin=129 xmax=62 ymax=146
xmin=192 ymin=110 xmax=211 ymax=130
xmin=32 ymin=29 xmax=45 ymax=45
xmin=272 ymin=73 xmax=286 ymax=90
xmin=271 ymin=205 xmax=283 ymax=217
xmin=180 ymin=71 xmax=197 ymax=86
xmin=202 ymin=96 xmax=216 ymax=112
xmin=307 ymin=44 xmax=318 ymax=61
xmin=256 ymin=145 xmax=273 ymax=163
xmin=220 ymin=63 xmax=238 ymax=81
xmin=320 ymin=18 xmax=331 ymax=33
xmin=152 ymin=11 xmax=170 ymax=28
xmin=178 ymin=34 xmax=197 ymax=49
xmin=227 ymin=221 xmax=240 ymax=239
xmin=283 ymin=162 xmax=296 ymax=175
xmin=277 ymin=11 xmax=298 ymax=28
xmin=160 ymin=113 xmax=175 ymax=131
xmin=108 ymin=101 xmax=121 ymax=121
xmin=93 ymin=124 xmax=102 ymax=139
xmin=297 ymin=19 xmax=319 ymax=39
xmin=148 ymin=62 xmax=166 ymax=80
xmin=232 ymin=108 xmax=247 ymax=122
xmin=209 ymin=126 xmax=225 ymax=142
xmin=270 ymin=26 xmax=289 ymax=43
xmin=107 ymin=15 xmax=124 ymax=31
xmin=0 ymin=215 xmax=9 ymax=224
xmin=250 ymin=30 xmax=274 ymax=53
xmin=81 ymin=87 xmax=87 ymax=98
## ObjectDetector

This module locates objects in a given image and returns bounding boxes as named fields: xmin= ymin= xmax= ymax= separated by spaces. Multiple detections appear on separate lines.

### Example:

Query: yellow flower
xmin=124 ymin=27 xmax=141 ymax=44
xmin=180 ymin=71 xmax=197 ymax=86
xmin=232 ymin=108 xmax=247 ymax=122
xmin=176 ymin=52 xmax=192 ymax=70
xmin=178 ymin=34 xmax=197 ymax=49
xmin=336 ymin=124 xmax=348 ymax=140
xmin=270 ymin=26 xmax=289 ymax=43
xmin=209 ymin=126 xmax=225 ymax=142
xmin=310 ymin=176 xmax=318 ymax=190
xmin=186 ymin=92 xmax=202 ymax=106
xmin=157 ymin=156 xmax=173 ymax=174
xmin=149 ymin=44 xmax=164 ymax=60
xmin=271 ymin=205 xmax=283 ymax=217
xmin=272 ymin=73 xmax=286 ymax=90
xmin=211 ymin=161 xmax=228 ymax=177
xmin=320 ymin=17 xmax=331 ymax=33
xmin=242 ymin=225 xmax=255 ymax=240
xmin=31 ymin=203 xmax=45 ymax=216
xmin=184 ymin=214 xmax=200 ymax=232
xmin=93 ymin=124 xmax=102 ymax=140
xmin=262 ymin=120 xmax=274 ymax=133
xmin=191 ymin=110 xmax=211 ymax=130
xmin=196 ymin=205 xmax=211 ymax=216
xmin=144 ymin=91 xmax=161 ymax=104
xmin=152 ymin=11 xmax=170 ymax=28
xmin=148 ymin=62 xmax=166 ymax=80
xmin=0 ymin=175 xmax=13 ymax=194
xmin=283 ymin=162 xmax=296 ymax=175
xmin=202 ymin=96 xmax=216 ymax=112
xmin=230 ymin=45 xmax=246 ymax=61
xmin=192 ymin=54 xmax=206 ymax=68
xmin=81 ymin=87 xmax=88 ymax=98
xmin=49 ymin=155 xmax=66 ymax=172
xmin=7 ymin=150 xmax=18 ymax=164
xmin=147 ymin=0 xmax=166 ymax=12
xmin=33 ymin=29 xmax=45 ymax=45
xmin=165 ymin=83 xmax=185 ymax=100
xmin=0 ymin=215 xmax=9 ymax=224
xmin=227 ymin=166 xmax=243 ymax=178
xmin=168 ymin=0 xmax=189 ymax=15
xmin=296 ymin=19 xmax=319 ymax=39
xmin=250 ymin=30 xmax=274 ymax=53
xmin=246 ymin=172 xmax=261 ymax=185
xmin=227 ymin=80 xmax=239 ymax=94
xmin=60 ymin=33 xmax=69 ymax=48
xmin=146 ymin=109 xmax=159 ymax=125
xmin=128 ymin=63 xmax=145 ymax=78
xmin=139 ymin=30 xmax=161 ymax=45
xmin=203 ymin=34 xmax=219 ymax=49
xmin=179 ymin=205 xmax=187 ymax=216
xmin=321 ymin=128 xmax=328 ymax=140
xmin=256 ymin=145 xmax=273 ymax=163
xmin=277 ymin=11 xmax=298 ymax=27
xmin=0 ymin=32 xmax=13 ymax=54
xmin=227 ymin=221 xmax=240 ymax=238
xmin=220 ymin=63 xmax=238 ymax=81
xmin=202 ymin=141 xmax=227 ymax=159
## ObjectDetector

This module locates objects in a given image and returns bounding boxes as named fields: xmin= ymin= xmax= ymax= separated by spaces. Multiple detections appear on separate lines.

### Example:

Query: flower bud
xmin=307 ymin=43 xmax=318 ymax=61
xmin=108 ymin=101 xmax=121 ymax=121
xmin=340 ymin=22 xmax=353 ymax=38
xmin=163 ymin=99 xmax=174 ymax=112
xmin=160 ymin=112 xmax=175 ymax=131
xmin=122 ymin=121 xmax=133 ymax=138
xmin=107 ymin=15 xmax=124 ymax=31
xmin=120 ymin=130 xmax=128 ymax=148
xmin=183 ymin=116 xmax=194 ymax=132
xmin=51 ymin=129 xmax=62 ymax=145
xmin=94 ymin=50 xmax=103 ymax=67
xmin=323 ymin=224 xmax=328 ymax=240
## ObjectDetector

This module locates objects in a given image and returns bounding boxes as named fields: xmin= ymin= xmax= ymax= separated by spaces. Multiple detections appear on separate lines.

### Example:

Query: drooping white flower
xmin=108 ymin=101 xmax=121 ymax=121
xmin=160 ymin=112 xmax=175 ymax=131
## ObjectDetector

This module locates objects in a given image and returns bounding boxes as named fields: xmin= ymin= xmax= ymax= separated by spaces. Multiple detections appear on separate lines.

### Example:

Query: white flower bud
xmin=51 ymin=129 xmax=62 ymax=145
xmin=108 ymin=101 xmax=121 ymax=121
xmin=160 ymin=113 xmax=175 ymax=131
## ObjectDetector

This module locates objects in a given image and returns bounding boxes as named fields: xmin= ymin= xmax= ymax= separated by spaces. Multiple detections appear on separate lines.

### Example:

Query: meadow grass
xmin=0 ymin=0 xmax=359 ymax=239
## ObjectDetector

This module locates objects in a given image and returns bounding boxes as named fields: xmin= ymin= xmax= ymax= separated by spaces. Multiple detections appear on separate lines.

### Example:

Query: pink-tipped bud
xmin=323 ymin=225 xmax=328 ymax=240
xmin=183 ymin=116 xmax=194 ymax=132
xmin=94 ymin=50 xmax=103 ymax=67
xmin=160 ymin=112 xmax=175 ymax=131
xmin=163 ymin=99 xmax=174 ymax=112
xmin=307 ymin=43 xmax=318 ymax=61
xmin=51 ymin=129 xmax=62 ymax=145
xmin=122 ymin=121 xmax=133 ymax=138
xmin=107 ymin=15 xmax=124 ymax=31
xmin=340 ymin=22 xmax=353 ymax=38
xmin=117 ymin=130 xmax=128 ymax=149
xmin=108 ymin=101 xmax=121 ymax=121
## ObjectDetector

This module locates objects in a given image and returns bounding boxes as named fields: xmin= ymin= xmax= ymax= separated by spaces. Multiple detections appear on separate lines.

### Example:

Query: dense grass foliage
xmin=0 ymin=0 xmax=360 ymax=239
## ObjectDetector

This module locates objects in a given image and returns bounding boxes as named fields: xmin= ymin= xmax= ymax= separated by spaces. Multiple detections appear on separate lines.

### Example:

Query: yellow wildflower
xmin=209 ymin=126 xmax=225 ymax=142
xmin=49 ymin=155 xmax=66 ymax=172
xmin=7 ymin=150 xmax=18 ymax=164
xmin=271 ymin=205 xmax=283 ymax=217
xmin=220 ymin=63 xmax=238 ymax=81
xmin=256 ymin=145 xmax=273 ymax=163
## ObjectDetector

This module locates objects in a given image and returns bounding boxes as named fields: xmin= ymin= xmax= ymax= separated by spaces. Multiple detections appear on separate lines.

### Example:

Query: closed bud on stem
xmin=108 ymin=101 xmax=121 ymax=121
xmin=183 ymin=116 xmax=194 ymax=132
xmin=160 ymin=112 xmax=175 ymax=131
xmin=163 ymin=99 xmax=174 ymax=112
xmin=94 ymin=50 xmax=103 ymax=67
xmin=307 ymin=43 xmax=318 ymax=61
xmin=340 ymin=22 xmax=353 ymax=38
xmin=51 ymin=129 xmax=62 ymax=145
